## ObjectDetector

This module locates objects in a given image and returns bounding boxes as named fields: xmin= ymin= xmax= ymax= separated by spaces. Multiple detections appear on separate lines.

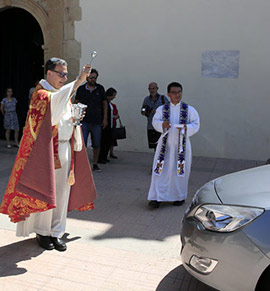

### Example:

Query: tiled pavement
xmin=0 ymin=140 xmax=264 ymax=291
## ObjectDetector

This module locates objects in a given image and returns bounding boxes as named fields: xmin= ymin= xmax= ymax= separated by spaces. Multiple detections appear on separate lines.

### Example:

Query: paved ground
xmin=0 ymin=140 xmax=264 ymax=291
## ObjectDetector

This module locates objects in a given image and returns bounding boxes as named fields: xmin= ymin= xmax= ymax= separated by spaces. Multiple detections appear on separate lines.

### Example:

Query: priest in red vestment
xmin=0 ymin=57 xmax=97 ymax=251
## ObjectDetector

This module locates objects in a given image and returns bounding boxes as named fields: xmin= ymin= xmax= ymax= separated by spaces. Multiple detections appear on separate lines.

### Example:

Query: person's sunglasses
xmin=51 ymin=70 xmax=69 ymax=78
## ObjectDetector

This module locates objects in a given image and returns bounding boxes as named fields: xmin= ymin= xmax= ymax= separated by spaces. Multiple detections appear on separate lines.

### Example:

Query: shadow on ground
xmin=0 ymin=238 xmax=44 ymax=277
xmin=156 ymin=265 xmax=217 ymax=291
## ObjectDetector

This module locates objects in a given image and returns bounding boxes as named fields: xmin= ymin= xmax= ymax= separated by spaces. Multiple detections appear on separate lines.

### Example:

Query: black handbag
xmin=112 ymin=118 xmax=126 ymax=140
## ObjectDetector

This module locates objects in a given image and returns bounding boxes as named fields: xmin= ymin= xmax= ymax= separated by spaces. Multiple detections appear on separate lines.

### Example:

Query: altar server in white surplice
xmin=147 ymin=82 xmax=200 ymax=208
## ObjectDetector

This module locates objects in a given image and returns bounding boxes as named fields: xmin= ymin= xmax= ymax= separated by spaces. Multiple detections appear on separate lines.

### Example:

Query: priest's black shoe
xmin=36 ymin=234 xmax=54 ymax=250
xmin=51 ymin=237 xmax=67 ymax=252
xmin=173 ymin=200 xmax=185 ymax=206
xmin=148 ymin=200 xmax=161 ymax=208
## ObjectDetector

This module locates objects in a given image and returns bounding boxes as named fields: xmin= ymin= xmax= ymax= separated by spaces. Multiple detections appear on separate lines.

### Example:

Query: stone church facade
xmin=0 ymin=0 xmax=81 ymax=80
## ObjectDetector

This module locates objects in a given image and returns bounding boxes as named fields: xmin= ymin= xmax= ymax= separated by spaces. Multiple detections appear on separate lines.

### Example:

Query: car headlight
xmin=194 ymin=204 xmax=264 ymax=232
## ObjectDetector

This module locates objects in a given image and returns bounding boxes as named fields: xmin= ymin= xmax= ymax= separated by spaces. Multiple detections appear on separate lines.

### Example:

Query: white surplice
xmin=16 ymin=79 xmax=79 ymax=238
xmin=147 ymin=101 xmax=200 ymax=202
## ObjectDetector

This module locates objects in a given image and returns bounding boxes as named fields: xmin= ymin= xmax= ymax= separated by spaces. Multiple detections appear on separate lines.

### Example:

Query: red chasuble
xmin=0 ymin=84 xmax=97 ymax=222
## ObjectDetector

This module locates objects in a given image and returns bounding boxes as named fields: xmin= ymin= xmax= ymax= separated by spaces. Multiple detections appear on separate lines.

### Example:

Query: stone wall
xmin=0 ymin=0 xmax=81 ymax=79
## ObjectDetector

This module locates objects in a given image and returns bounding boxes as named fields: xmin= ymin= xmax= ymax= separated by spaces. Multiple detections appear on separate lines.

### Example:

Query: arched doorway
xmin=0 ymin=7 xmax=44 ymax=139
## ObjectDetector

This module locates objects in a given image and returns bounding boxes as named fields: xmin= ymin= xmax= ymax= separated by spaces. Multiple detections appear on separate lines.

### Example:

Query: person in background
xmin=141 ymin=82 xmax=168 ymax=151
xmin=75 ymin=69 xmax=108 ymax=172
xmin=110 ymin=90 xmax=119 ymax=159
xmin=99 ymin=87 xmax=118 ymax=163
xmin=1 ymin=88 xmax=20 ymax=148
xmin=28 ymin=80 xmax=39 ymax=104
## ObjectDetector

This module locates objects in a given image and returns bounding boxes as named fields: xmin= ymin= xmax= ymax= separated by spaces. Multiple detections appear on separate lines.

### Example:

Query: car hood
xmin=214 ymin=165 xmax=270 ymax=209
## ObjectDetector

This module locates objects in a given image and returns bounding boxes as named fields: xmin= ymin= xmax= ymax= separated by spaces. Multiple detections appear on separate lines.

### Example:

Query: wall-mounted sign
xmin=202 ymin=50 xmax=240 ymax=79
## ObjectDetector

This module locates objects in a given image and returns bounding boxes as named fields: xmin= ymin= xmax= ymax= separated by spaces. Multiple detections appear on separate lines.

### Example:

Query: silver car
xmin=181 ymin=165 xmax=270 ymax=291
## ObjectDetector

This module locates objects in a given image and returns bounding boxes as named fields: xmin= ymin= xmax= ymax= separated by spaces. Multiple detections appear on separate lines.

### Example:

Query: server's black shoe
xmin=173 ymin=200 xmax=185 ymax=206
xmin=148 ymin=200 xmax=161 ymax=208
